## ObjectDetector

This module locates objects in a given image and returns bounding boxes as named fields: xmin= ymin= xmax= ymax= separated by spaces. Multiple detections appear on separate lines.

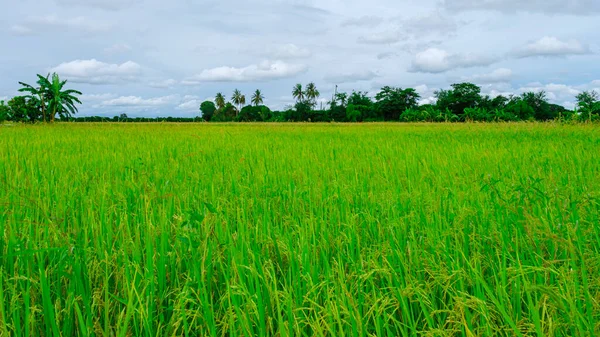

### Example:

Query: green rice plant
xmin=0 ymin=122 xmax=599 ymax=336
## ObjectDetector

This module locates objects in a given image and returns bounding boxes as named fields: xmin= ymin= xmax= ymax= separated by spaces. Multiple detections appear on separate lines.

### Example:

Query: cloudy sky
xmin=1 ymin=0 xmax=599 ymax=117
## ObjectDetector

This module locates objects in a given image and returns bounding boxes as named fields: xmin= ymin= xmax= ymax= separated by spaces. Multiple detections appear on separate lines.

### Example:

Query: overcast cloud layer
xmin=1 ymin=0 xmax=599 ymax=116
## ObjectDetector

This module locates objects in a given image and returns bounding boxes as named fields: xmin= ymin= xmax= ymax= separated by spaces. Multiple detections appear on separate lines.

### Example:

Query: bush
xmin=8 ymin=96 xmax=41 ymax=123
xmin=0 ymin=101 xmax=9 ymax=122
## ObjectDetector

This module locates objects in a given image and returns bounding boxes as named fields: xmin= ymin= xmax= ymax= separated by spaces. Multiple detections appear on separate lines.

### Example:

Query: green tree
xmin=306 ymin=82 xmax=320 ymax=107
xmin=348 ymin=91 xmax=372 ymax=107
xmin=19 ymin=73 xmax=81 ymax=122
xmin=259 ymin=106 xmax=273 ymax=121
xmin=7 ymin=96 xmax=42 ymax=123
xmin=335 ymin=92 xmax=348 ymax=107
xmin=342 ymin=91 xmax=375 ymax=122
xmin=238 ymin=105 xmax=271 ymax=122
xmin=345 ymin=104 xmax=364 ymax=122
xmin=200 ymin=101 xmax=217 ymax=121
xmin=18 ymin=74 xmax=49 ymax=122
xmin=480 ymin=95 xmax=508 ymax=111
xmin=522 ymin=91 xmax=553 ymax=120
xmin=0 ymin=100 xmax=9 ymax=122
xmin=215 ymin=93 xmax=226 ymax=109
xmin=251 ymin=90 xmax=264 ymax=106
xmin=231 ymin=89 xmax=245 ymax=115
xmin=213 ymin=103 xmax=237 ymax=121
xmin=375 ymin=86 xmax=420 ymax=120
xmin=44 ymin=73 xmax=82 ymax=122
xmin=291 ymin=101 xmax=312 ymax=121
xmin=292 ymin=84 xmax=305 ymax=103
xmin=328 ymin=92 xmax=348 ymax=121
xmin=505 ymin=97 xmax=535 ymax=120
xmin=576 ymin=90 xmax=600 ymax=122
xmin=435 ymin=83 xmax=481 ymax=117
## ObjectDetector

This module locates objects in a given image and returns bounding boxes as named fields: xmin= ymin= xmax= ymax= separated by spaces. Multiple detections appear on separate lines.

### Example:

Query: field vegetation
xmin=1 ymin=123 xmax=599 ymax=336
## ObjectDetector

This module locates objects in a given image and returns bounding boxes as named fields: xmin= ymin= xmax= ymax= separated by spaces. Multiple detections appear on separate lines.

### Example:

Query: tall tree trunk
xmin=40 ymin=95 xmax=46 ymax=122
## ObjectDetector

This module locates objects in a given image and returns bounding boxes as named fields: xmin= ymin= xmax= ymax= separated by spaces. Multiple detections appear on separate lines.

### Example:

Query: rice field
xmin=0 ymin=122 xmax=599 ymax=336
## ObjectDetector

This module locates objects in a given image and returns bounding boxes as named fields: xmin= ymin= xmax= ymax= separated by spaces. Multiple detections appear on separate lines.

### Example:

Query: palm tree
xmin=215 ymin=93 xmax=226 ymax=109
xmin=19 ymin=74 xmax=49 ymax=122
xmin=44 ymin=73 xmax=82 ymax=122
xmin=335 ymin=92 xmax=348 ymax=107
xmin=306 ymin=82 xmax=320 ymax=107
xmin=292 ymin=84 xmax=304 ymax=103
xmin=232 ymin=89 xmax=245 ymax=115
xmin=251 ymin=89 xmax=264 ymax=106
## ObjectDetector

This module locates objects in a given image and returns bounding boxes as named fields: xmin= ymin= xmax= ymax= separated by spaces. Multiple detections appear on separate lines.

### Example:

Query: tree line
xmin=2 ymin=75 xmax=600 ymax=123
xmin=197 ymin=82 xmax=600 ymax=123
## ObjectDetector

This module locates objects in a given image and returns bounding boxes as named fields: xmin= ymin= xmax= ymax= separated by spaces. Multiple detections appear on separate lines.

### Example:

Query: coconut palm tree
xmin=18 ymin=74 xmax=49 ymax=122
xmin=240 ymin=94 xmax=246 ymax=110
xmin=44 ymin=73 xmax=82 ymax=122
xmin=306 ymin=82 xmax=320 ymax=107
xmin=251 ymin=89 xmax=264 ymax=106
xmin=292 ymin=84 xmax=304 ymax=103
xmin=232 ymin=89 xmax=245 ymax=115
xmin=215 ymin=93 xmax=226 ymax=109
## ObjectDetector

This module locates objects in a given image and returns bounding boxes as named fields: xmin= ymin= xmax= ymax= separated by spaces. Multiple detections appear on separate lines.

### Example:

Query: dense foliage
xmin=2 ymin=78 xmax=599 ymax=123
xmin=1 ymin=123 xmax=599 ymax=336
xmin=7 ymin=73 xmax=82 ymax=123
xmin=194 ymin=83 xmax=593 ymax=123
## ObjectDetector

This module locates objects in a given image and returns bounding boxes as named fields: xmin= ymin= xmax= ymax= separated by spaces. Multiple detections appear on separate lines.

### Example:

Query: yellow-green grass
xmin=1 ymin=123 xmax=599 ymax=336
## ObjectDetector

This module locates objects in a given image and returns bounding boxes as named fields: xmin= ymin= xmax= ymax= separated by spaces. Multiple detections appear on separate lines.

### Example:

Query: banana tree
xmin=19 ymin=73 xmax=81 ymax=122
xmin=45 ymin=73 xmax=82 ymax=122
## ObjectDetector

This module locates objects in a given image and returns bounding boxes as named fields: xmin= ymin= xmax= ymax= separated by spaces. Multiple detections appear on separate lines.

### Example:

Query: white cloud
xmin=269 ymin=44 xmax=311 ymax=59
xmin=419 ymin=96 xmax=436 ymax=105
xmin=176 ymin=100 xmax=201 ymax=111
xmin=463 ymin=68 xmax=513 ymax=84
xmin=149 ymin=79 xmax=177 ymax=88
xmin=357 ymin=29 xmax=404 ymax=44
xmin=80 ymin=93 xmax=117 ymax=102
xmin=414 ymin=84 xmax=429 ymax=94
xmin=414 ymin=85 xmax=437 ymax=104
xmin=324 ymin=70 xmax=379 ymax=83
xmin=410 ymin=48 xmax=497 ymax=73
xmin=104 ymin=43 xmax=132 ymax=54
xmin=185 ymin=60 xmax=307 ymax=83
xmin=515 ymin=37 xmax=590 ymax=58
xmin=563 ymin=101 xmax=577 ymax=110
xmin=443 ymin=0 xmax=600 ymax=15
xmin=50 ymin=59 xmax=143 ymax=84
xmin=341 ymin=16 xmax=382 ymax=27
xmin=101 ymin=95 xmax=178 ymax=107
xmin=516 ymin=83 xmax=581 ymax=102
xmin=540 ymin=84 xmax=580 ymax=97
xmin=13 ymin=15 xmax=112 ymax=35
